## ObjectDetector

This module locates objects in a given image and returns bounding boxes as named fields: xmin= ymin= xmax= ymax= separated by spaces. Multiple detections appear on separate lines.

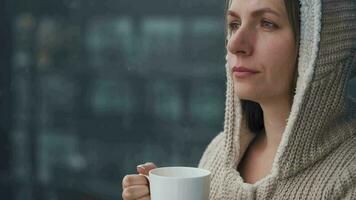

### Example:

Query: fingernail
xmin=137 ymin=164 xmax=145 ymax=170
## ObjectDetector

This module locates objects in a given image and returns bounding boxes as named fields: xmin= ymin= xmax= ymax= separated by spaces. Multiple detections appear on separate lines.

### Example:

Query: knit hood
xmin=199 ymin=0 xmax=356 ymax=196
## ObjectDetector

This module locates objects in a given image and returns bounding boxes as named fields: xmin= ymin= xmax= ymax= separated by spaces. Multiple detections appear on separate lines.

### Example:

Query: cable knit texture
xmin=198 ymin=0 xmax=356 ymax=199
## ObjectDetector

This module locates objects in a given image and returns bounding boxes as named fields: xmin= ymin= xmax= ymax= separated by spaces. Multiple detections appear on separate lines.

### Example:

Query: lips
xmin=232 ymin=66 xmax=259 ymax=78
xmin=232 ymin=66 xmax=259 ymax=73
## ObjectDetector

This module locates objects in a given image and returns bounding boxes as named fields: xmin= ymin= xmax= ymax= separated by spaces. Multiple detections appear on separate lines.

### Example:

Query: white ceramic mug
xmin=142 ymin=166 xmax=211 ymax=200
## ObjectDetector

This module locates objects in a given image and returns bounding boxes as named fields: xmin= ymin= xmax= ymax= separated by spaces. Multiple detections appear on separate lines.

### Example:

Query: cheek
xmin=263 ymin=34 xmax=295 ymax=63
xmin=258 ymin=36 xmax=297 ymax=90
xmin=260 ymin=38 xmax=295 ymax=68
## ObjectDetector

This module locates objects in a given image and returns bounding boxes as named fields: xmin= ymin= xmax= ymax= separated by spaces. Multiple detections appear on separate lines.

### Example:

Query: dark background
xmin=1 ymin=0 xmax=355 ymax=200
xmin=0 ymin=0 xmax=227 ymax=199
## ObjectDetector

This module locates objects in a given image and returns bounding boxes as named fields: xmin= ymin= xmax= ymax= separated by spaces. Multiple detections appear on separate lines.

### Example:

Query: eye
xmin=228 ymin=21 xmax=241 ymax=32
xmin=261 ymin=19 xmax=278 ymax=30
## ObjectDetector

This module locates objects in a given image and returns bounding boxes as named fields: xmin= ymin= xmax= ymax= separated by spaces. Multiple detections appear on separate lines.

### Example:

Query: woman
xmin=122 ymin=0 xmax=356 ymax=199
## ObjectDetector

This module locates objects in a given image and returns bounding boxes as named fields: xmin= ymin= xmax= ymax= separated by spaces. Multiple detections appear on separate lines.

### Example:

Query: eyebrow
xmin=227 ymin=7 xmax=281 ymax=18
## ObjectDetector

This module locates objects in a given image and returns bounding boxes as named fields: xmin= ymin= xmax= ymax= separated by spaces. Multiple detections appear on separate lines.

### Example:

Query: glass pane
xmin=1 ymin=0 xmax=226 ymax=199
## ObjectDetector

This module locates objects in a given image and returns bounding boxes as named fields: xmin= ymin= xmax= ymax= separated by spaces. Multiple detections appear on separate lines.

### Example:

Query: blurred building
xmin=2 ymin=0 xmax=227 ymax=199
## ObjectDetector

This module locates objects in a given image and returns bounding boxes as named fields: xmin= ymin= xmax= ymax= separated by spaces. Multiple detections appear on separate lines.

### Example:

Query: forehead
xmin=229 ymin=0 xmax=285 ymax=14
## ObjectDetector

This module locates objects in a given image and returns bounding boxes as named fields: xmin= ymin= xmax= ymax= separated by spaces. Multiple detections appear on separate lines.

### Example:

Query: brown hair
xmin=225 ymin=0 xmax=301 ymax=134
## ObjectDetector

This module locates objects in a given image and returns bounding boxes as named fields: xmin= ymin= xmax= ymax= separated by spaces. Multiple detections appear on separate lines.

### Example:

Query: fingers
xmin=136 ymin=195 xmax=150 ymax=200
xmin=136 ymin=162 xmax=157 ymax=175
xmin=121 ymin=162 xmax=156 ymax=200
xmin=122 ymin=185 xmax=150 ymax=200
xmin=122 ymin=174 xmax=149 ymax=189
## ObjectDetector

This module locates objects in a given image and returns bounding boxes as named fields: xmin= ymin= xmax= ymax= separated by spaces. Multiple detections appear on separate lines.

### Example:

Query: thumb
xmin=137 ymin=162 xmax=157 ymax=175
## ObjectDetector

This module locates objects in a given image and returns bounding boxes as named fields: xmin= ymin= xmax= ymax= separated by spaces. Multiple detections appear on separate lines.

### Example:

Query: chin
xmin=235 ymin=91 xmax=259 ymax=102
xmin=234 ymin=85 xmax=259 ymax=102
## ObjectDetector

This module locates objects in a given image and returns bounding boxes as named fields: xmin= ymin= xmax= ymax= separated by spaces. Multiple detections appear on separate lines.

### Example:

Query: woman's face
xmin=226 ymin=0 xmax=297 ymax=103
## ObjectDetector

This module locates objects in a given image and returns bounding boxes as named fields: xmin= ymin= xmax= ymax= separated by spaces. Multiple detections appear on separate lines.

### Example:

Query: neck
xmin=258 ymin=96 xmax=292 ymax=150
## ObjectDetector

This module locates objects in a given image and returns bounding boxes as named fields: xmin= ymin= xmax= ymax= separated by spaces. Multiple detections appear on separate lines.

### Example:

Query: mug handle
xmin=139 ymin=173 xmax=150 ymax=184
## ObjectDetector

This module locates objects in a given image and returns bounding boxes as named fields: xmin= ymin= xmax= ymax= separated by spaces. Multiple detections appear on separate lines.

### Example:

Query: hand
xmin=122 ymin=162 xmax=157 ymax=200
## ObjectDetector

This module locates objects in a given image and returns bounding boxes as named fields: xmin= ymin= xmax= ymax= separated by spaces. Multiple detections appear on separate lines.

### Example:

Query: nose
xmin=226 ymin=27 xmax=254 ymax=56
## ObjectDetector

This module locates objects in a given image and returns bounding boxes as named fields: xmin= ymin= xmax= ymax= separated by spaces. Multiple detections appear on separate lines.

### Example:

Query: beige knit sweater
xmin=198 ymin=0 xmax=356 ymax=199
